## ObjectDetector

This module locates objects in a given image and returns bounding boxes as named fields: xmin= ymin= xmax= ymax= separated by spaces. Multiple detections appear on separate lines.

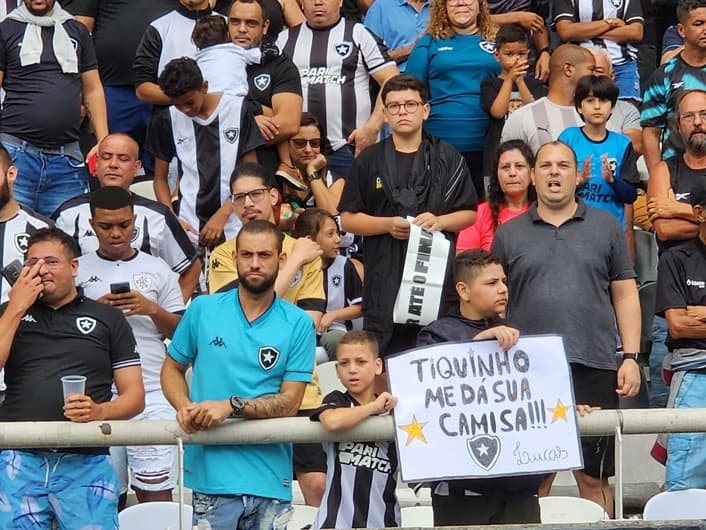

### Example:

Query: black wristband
xmin=538 ymin=47 xmax=551 ymax=56
xmin=621 ymin=353 xmax=639 ymax=362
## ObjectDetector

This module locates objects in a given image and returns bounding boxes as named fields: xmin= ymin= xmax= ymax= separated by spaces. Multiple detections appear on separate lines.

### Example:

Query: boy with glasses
xmin=339 ymin=74 xmax=478 ymax=368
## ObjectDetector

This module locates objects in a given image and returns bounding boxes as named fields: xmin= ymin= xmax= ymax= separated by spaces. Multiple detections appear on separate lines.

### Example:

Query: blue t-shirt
xmin=406 ymin=33 xmax=500 ymax=152
xmin=168 ymin=290 xmax=316 ymax=498
xmin=558 ymin=127 xmax=639 ymax=228
xmin=363 ymin=0 xmax=430 ymax=72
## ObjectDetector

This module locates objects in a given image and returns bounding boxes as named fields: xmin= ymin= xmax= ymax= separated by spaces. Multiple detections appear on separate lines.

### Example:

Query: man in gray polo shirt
xmin=491 ymin=140 xmax=641 ymax=518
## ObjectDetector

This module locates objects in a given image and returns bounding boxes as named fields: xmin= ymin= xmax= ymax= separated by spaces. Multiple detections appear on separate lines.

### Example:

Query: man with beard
xmin=0 ymin=0 xmax=108 ymax=216
xmin=161 ymin=219 xmax=316 ymax=530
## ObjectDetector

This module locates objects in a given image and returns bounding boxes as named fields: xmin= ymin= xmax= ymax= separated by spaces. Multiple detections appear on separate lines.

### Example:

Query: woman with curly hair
xmin=405 ymin=0 xmax=500 ymax=199
xmin=457 ymin=139 xmax=535 ymax=251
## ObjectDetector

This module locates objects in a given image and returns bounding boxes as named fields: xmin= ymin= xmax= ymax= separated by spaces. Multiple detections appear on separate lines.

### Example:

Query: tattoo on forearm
xmin=245 ymin=393 xmax=296 ymax=418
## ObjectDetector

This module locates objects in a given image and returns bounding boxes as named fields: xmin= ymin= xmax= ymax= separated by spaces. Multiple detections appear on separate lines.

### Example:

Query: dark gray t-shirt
xmin=491 ymin=201 xmax=636 ymax=370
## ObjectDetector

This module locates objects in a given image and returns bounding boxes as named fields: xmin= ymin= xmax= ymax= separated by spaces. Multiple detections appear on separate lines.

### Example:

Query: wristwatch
xmin=229 ymin=396 xmax=247 ymax=417
xmin=307 ymin=171 xmax=322 ymax=182
xmin=621 ymin=353 xmax=639 ymax=362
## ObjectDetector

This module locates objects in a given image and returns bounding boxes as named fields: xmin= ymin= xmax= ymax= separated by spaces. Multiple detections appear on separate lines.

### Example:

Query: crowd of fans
xmin=0 ymin=0 xmax=701 ymax=527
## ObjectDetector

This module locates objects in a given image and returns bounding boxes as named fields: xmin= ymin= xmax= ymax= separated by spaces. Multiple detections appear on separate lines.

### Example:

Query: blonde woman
xmin=406 ymin=0 xmax=499 ymax=199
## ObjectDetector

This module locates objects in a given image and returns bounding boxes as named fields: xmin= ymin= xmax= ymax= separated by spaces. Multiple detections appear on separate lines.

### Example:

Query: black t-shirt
xmin=480 ymin=75 xmax=547 ymax=177
xmin=660 ymin=155 xmax=706 ymax=254
xmin=247 ymin=50 xmax=302 ymax=173
xmin=0 ymin=293 xmax=139 ymax=453
xmin=65 ymin=0 xmax=175 ymax=86
xmin=338 ymin=135 xmax=478 ymax=352
xmin=656 ymin=237 xmax=706 ymax=350
xmin=0 ymin=18 xmax=97 ymax=145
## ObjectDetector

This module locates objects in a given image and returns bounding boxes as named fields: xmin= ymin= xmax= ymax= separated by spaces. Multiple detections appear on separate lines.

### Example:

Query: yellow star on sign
xmin=399 ymin=416 xmax=429 ymax=446
xmin=548 ymin=399 xmax=571 ymax=423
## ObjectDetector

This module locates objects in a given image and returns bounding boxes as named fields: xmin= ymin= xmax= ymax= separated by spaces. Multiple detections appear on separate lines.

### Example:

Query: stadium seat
xmin=400 ymin=505 xmax=434 ymax=527
xmin=118 ymin=501 xmax=193 ymax=530
xmin=129 ymin=180 xmax=157 ymax=201
xmin=317 ymin=361 xmax=345 ymax=396
xmin=288 ymin=504 xmax=319 ymax=530
xmin=643 ymin=489 xmax=706 ymax=520
xmin=539 ymin=496 xmax=607 ymax=523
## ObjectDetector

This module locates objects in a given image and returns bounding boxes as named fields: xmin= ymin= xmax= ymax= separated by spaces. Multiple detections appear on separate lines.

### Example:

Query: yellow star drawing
xmin=468 ymin=347 xmax=475 ymax=357
xmin=548 ymin=399 xmax=571 ymax=423
xmin=399 ymin=416 xmax=429 ymax=446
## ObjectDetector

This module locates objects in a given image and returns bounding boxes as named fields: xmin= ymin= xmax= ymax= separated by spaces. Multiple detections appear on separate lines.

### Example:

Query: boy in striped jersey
xmin=310 ymin=330 xmax=400 ymax=529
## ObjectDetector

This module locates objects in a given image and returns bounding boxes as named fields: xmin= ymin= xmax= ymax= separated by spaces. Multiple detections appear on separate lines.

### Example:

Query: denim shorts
xmin=666 ymin=372 xmax=706 ymax=490
xmin=192 ymin=492 xmax=292 ymax=530
xmin=0 ymin=449 xmax=119 ymax=529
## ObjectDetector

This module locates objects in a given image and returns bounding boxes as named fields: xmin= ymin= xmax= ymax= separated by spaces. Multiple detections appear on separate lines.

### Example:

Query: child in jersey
xmin=192 ymin=14 xmax=261 ymax=97
xmin=293 ymin=208 xmax=363 ymax=359
xmin=310 ymin=330 xmax=400 ymax=529
xmin=558 ymin=75 xmax=640 ymax=228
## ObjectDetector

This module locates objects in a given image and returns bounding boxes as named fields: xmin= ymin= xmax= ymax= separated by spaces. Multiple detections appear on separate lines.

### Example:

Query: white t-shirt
xmin=195 ymin=43 xmax=260 ymax=97
xmin=77 ymin=251 xmax=185 ymax=393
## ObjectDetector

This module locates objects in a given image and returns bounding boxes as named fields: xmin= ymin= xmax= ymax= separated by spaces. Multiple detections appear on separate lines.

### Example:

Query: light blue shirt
xmin=363 ymin=0 xmax=430 ymax=72
xmin=168 ymin=290 xmax=315 ymax=498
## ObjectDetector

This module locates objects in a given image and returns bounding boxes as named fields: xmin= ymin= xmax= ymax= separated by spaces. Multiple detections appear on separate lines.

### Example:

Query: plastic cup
xmin=61 ymin=375 xmax=86 ymax=404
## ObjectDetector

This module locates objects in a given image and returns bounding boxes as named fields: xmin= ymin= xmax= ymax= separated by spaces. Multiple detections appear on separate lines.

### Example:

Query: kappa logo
xmin=479 ymin=41 xmax=495 ymax=54
xmin=76 ymin=317 xmax=96 ymax=335
xmin=210 ymin=336 xmax=226 ymax=347
xmin=83 ymin=229 xmax=95 ymax=237
xmin=21 ymin=313 xmax=36 ymax=323
xmin=290 ymin=269 xmax=303 ymax=288
xmin=334 ymin=42 xmax=353 ymax=59
xmin=212 ymin=258 xmax=221 ymax=270
xmin=332 ymin=274 xmax=342 ymax=287
xmin=224 ymin=128 xmax=240 ymax=144
xmin=467 ymin=434 xmax=501 ymax=471
xmin=14 ymin=233 xmax=29 ymax=254
xmin=259 ymin=346 xmax=280 ymax=370
xmin=610 ymin=0 xmax=623 ymax=6
xmin=133 ymin=274 xmax=152 ymax=291
xmin=254 ymin=73 xmax=271 ymax=91
xmin=86 ymin=275 xmax=101 ymax=283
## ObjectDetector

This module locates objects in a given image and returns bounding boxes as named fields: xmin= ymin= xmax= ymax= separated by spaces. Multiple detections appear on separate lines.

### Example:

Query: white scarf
xmin=7 ymin=2 xmax=77 ymax=74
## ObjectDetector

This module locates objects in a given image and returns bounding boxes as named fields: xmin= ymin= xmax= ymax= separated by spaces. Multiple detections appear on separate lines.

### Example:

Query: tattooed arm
xmin=240 ymin=381 xmax=307 ymax=419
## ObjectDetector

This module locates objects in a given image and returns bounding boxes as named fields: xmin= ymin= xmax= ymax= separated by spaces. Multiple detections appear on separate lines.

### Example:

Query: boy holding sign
xmin=310 ymin=331 xmax=401 ymax=529
xmin=417 ymin=249 xmax=543 ymax=524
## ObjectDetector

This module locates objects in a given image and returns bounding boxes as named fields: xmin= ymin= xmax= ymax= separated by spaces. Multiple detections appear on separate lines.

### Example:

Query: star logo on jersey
xmin=131 ymin=227 xmax=140 ymax=243
xmin=254 ymin=73 xmax=271 ymax=91
xmin=76 ymin=317 xmax=96 ymax=335
xmin=479 ymin=41 xmax=495 ymax=54
xmin=259 ymin=346 xmax=280 ymax=370
xmin=133 ymin=274 xmax=152 ymax=291
xmin=334 ymin=42 xmax=353 ymax=59
xmin=289 ymin=269 xmax=303 ymax=288
xmin=332 ymin=274 xmax=342 ymax=287
xmin=224 ymin=128 xmax=240 ymax=144
xmin=467 ymin=434 xmax=500 ymax=470
xmin=14 ymin=233 xmax=29 ymax=254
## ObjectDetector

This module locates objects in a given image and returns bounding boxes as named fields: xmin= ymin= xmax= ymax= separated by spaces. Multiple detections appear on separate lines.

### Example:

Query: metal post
xmin=615 ymin=425 xmax=623 ymax=520
xmin=177 ymin=437 xmax=185 ymax=530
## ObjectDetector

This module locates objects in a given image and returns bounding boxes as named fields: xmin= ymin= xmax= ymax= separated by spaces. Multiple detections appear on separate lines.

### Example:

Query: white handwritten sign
xmin=387 ymin=335 xmax=583 ymax=482
xmin=393 ymin=220 xmax=450 ymax=326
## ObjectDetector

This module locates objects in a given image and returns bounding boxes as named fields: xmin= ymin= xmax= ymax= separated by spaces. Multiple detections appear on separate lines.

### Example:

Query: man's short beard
xmin=688 ymin=133 xmax=706 ymax=156
xmin=238 ymin=272 xmax=276 ymax=295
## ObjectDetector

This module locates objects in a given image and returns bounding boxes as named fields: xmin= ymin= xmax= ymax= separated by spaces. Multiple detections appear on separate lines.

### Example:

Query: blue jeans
xmin=666 ymin=372 xmax=706 ymax=490
xmin=326 ymin=144 xmax=355 ymax=179
xmin=192 ymin=492 xmax=292 ymax=530
xmin=0 ymin=450 xmax=119 ymax=529
xmin=2 ymin=140 xmax=88 ymax=217
xmin=649 ymin=315 xmax=670 ymax=408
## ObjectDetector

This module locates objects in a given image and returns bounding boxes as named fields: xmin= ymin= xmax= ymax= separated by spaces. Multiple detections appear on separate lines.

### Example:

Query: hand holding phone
xmin=110 ymin=282 xmax=131 ymax=294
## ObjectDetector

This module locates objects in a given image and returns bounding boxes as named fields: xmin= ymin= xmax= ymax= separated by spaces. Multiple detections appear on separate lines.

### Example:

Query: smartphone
xmin=110 ymin=282 xmax=131 ymax=294
xmin=1 ymin=259 xmax=23 ymax=286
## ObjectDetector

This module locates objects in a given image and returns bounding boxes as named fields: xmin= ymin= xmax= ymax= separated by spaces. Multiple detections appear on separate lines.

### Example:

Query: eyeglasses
xmin=680 ymin=111 xmax=706 ymax=124
xmin=25 ymin=257 xmax=66 ymax=269
xmin=447 ymin=0 xmax=475 ymax=5
xmin=290 ymin=138 xmax=322 ymax=149
xmin=231 ymin=187 xmax=270 ymax=205
xmin=384 ymin=101 xmax=422 ymax=115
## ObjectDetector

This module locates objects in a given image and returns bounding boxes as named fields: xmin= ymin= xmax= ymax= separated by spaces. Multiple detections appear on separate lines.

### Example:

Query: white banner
xmin=387 ymin=335 xmax=583 ymax=482
xmin=393 ymin=220 xmax=450 ymax=326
